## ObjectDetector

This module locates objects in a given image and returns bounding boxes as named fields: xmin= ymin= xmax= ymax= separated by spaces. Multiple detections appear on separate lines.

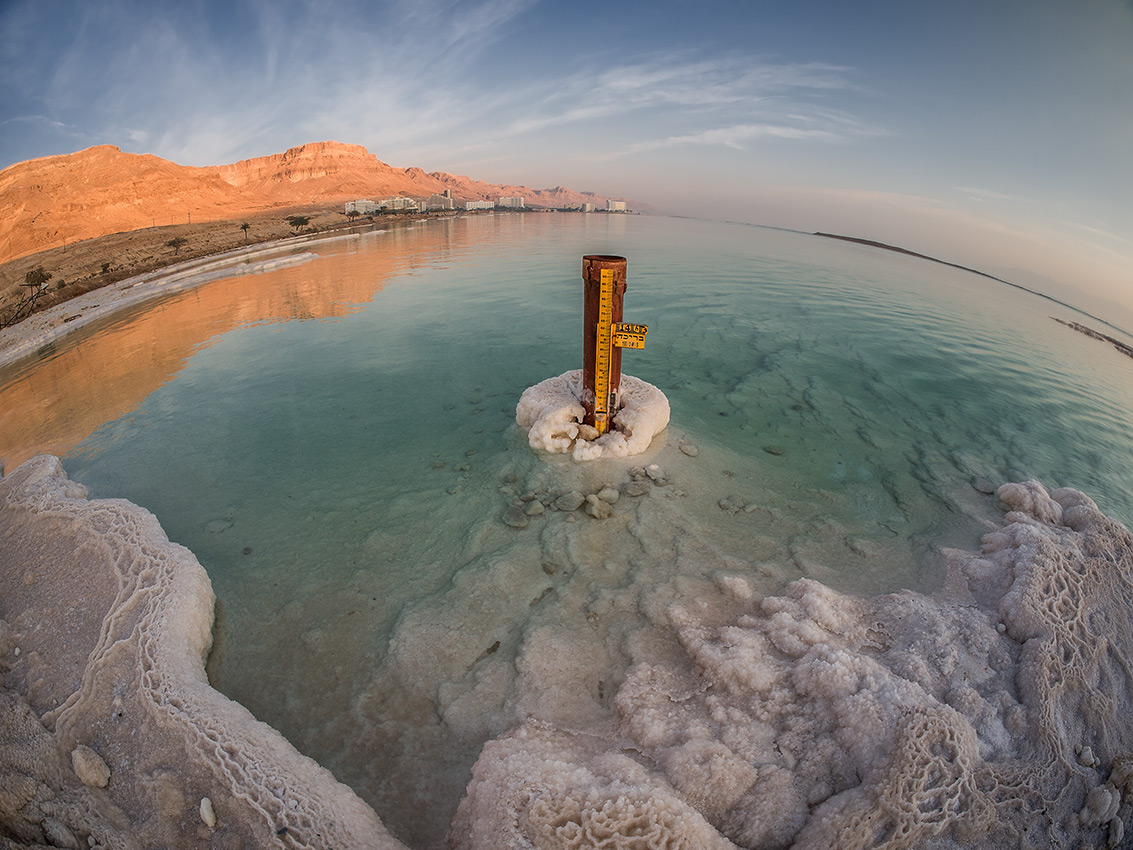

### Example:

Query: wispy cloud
xmin=954 ymin=186 xmax=1015 ymax=203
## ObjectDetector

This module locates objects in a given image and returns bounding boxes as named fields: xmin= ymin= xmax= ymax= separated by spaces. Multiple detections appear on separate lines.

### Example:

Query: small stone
xmin=1079 ymin=745 xmax=1098 ymax=767
xmin=679 ymin=443 xmax=699 ymax=457
xmin=542 ymin=562 xmax=559 ymax=576
xmin=431 ymin=460 xmax=446 ymax=469
xmin=454 ymin=462 xmax=471 ymax=472
xmin=996 ymin=622 xmax=1007 ymax=633
xmin=553 ymin=491 xmax=585 ymax=512
xmin=13 ymin=646 xmax=19 ymax=657
xmin=577 ymin=424 xmax=600 ymax=441
xmin=624 ymin=481 xmax=650 ymax=497
xmin=645 ymin=464 xmax=664 ymax=482
xmin=718 ymin=495 xmax=745 ymax=514
xmin=71 ymin=745 xmax=110 ymax=788
xmin=42 ymin=818 xmax=79 ymax=850
xmin=503 ymin=473 xmax=518 ymax=484
xmin=972 ymin=477 xmax=997 ymax=495
xmin=503 ymin=505 xmax=530 ymax=528
xmin=465 ymin=449 xmax=477 ymax=457
xmin=585 ymin=495 xmax=613 ymax=519
xmin=524 ymin=500 xmax=546 ymax=516
xmin=596 ymin=486 xmax=620 ymax=504
xmin=763 ymin=445 xmax=784 ymax=456
xmin=200 ymin=797 xmax=217 ymax=828
xmin=205 ymin=518 xmax=233 ymax=534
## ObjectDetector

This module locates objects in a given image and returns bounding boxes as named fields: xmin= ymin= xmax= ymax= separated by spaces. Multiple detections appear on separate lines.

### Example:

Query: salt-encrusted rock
xmin=718 ymin=495 xmax=745 ymax=514
xmin=71 ymin=745 xmax=110 ymax=788
xmin=553 ymin=491 xmax=585 ymax=512
xmin=1110 ymin=817 xmax=1125 ymax=848
xmin=503 ymin=505 xmax=530 ymax=528
xmin=645 ymin=464 xmax=664 ymax=482
xmin=200 ymin=797 xmax=217 ymax=828
xmin=524 ymin=500 xmax=546 ymax=517
xmin=42 ymin=817 xmax=79 ymax=849
xmin=596 ymin=486 xmax=620 ymax=504
xmin=1079 ymin=745 xmax=1098 ymax=767
xmin=585 ymin=495 xmax=612 ymax=519
xmin=624 ymin=481 xmax=650 ymax=497
xmin=972 ymin=477 xmax=997 ymax=495
xmin=679 ymin=443 xmax=699 ymax=457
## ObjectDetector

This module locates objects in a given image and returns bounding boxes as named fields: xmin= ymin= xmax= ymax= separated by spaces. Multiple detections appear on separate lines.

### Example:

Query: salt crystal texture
xmin=516 ymin=370 xmax=670 ymax=461
xmin=0 ymin=456 xmax=407 ymax=850
xmin=453 ymin=479 xmax=1133 ymax=849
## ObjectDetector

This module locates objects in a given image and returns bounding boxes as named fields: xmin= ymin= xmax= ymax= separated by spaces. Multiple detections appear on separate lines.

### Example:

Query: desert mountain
xmin=0 ymin=141 xmax=614 ymax=262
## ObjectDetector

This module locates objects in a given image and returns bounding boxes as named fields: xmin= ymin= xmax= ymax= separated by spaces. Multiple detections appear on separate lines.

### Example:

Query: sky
xmin=2 ymin=0 xmax=1131 ymax=327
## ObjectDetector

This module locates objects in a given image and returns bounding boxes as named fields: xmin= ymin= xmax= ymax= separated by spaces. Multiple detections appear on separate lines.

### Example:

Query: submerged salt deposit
xmin=452 ymin=480 xmax=1133 ymax=849
xmin=516 ymin=369 xmax=671 ymax=460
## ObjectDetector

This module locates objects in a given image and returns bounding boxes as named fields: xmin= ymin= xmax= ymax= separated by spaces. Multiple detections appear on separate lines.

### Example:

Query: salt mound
xmin=0 ymin=456 xmax=405 ymax=849
xmin=454 ymin=479 xmax=1133 ymax=849
xmin=516 ymin=370 xmax=670 ymax=461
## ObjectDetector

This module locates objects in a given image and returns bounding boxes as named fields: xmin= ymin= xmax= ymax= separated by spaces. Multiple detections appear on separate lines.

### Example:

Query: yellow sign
xmin=612 ymin=322 xmax=648 ymax=349
xmin=614 ymin=323 xmax=649 ymax=336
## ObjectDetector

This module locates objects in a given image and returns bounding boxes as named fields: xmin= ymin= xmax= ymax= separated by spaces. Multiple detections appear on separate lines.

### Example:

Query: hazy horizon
xmin=1 ymin=0 xmax=1131 ymax=329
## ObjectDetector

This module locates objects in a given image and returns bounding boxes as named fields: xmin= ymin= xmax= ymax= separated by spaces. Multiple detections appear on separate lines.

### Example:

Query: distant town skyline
xmin=1 ymin=0 xmax=1131 ymax=328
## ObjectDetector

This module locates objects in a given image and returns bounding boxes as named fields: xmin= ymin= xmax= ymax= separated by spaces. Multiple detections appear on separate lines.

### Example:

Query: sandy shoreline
xmin=0 ymin=229 xmax=363 ymax=372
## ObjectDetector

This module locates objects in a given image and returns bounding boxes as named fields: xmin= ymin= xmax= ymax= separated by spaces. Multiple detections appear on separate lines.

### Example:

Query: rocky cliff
xmin=0 ymin=141 xmax=612 ymax=262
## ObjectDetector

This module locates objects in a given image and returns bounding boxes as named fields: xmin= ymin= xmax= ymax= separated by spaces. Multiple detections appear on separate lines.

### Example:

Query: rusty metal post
xmin=582 ymin=255 xmax=627 ymax=432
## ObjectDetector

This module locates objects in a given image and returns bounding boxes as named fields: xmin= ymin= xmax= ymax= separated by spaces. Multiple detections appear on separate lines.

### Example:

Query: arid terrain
xmin=0 ymin=141 xmax=618 ymax=327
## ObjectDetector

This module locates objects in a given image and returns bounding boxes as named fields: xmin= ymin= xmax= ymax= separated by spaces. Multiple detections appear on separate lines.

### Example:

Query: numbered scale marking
xmin=593 ymin=268 xmax=615 ymax=434
xmin=593 ymin=272 xmax=649 ymax=435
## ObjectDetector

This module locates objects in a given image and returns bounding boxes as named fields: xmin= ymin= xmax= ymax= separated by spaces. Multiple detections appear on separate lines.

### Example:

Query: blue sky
xmin=2 ymin=0 xmax=1131 ymax=326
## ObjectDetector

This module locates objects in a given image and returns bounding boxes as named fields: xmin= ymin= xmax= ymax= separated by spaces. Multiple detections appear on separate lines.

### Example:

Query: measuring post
xmin=581 ymin=255 xmax=649 ymax=434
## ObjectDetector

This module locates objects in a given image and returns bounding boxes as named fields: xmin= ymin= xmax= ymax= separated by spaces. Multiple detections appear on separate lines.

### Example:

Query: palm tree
xmin=240 ymin=222 xmax=250 ymax=241
xmin=287 ymin=215 xmax=310 ymax=234
xmin=166 ymin=237 xmax=188 ymax=255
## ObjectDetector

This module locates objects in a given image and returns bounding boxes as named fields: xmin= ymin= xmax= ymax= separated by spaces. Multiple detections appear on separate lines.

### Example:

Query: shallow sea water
xmin=2 ymin=213 xmax=1132 ymax=847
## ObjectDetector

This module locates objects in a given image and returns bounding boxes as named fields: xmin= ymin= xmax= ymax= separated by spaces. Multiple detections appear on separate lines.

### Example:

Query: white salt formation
xmin=453 ymin=480 xmax=1133 ymax=849
xmin=4 ymin=453 xmax=1133 ymax=850
xmin=0 ymin=456 xmax=407 ymax=850
xmin=516 ymin=369 xmax=671 ymax=460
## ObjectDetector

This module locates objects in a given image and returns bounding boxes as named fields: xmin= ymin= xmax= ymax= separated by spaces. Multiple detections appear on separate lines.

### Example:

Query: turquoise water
xmin=4 ymin=213 xmax=1133 ymax=847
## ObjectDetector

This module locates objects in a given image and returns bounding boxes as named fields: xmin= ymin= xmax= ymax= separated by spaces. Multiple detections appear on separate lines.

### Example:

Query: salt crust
xmin=454 ymin=480 xmax=1133 ymax=849
xmin=0 ymin=456 xmax=407 ymax=849
xmin=516 ymin=370 xmax=671 ymax=461
xmin=4 ymin=456 xmax=1133 ymax=849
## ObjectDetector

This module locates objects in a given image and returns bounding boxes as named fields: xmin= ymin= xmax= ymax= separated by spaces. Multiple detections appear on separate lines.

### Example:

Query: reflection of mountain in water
xmin=0 ymin=227 xmax=446 ymax=469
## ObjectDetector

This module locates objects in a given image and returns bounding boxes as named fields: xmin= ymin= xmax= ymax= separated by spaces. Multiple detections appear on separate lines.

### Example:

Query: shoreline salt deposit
xmin=0 ymin=456 xmax=405 ymax=849
xmin=4 ymin=454 xmax=1131 ymax=848
xmin=0 ymin=238 xmax=324 ymax=370
xmin=516 ymin=369 xmax=671 ymax=461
